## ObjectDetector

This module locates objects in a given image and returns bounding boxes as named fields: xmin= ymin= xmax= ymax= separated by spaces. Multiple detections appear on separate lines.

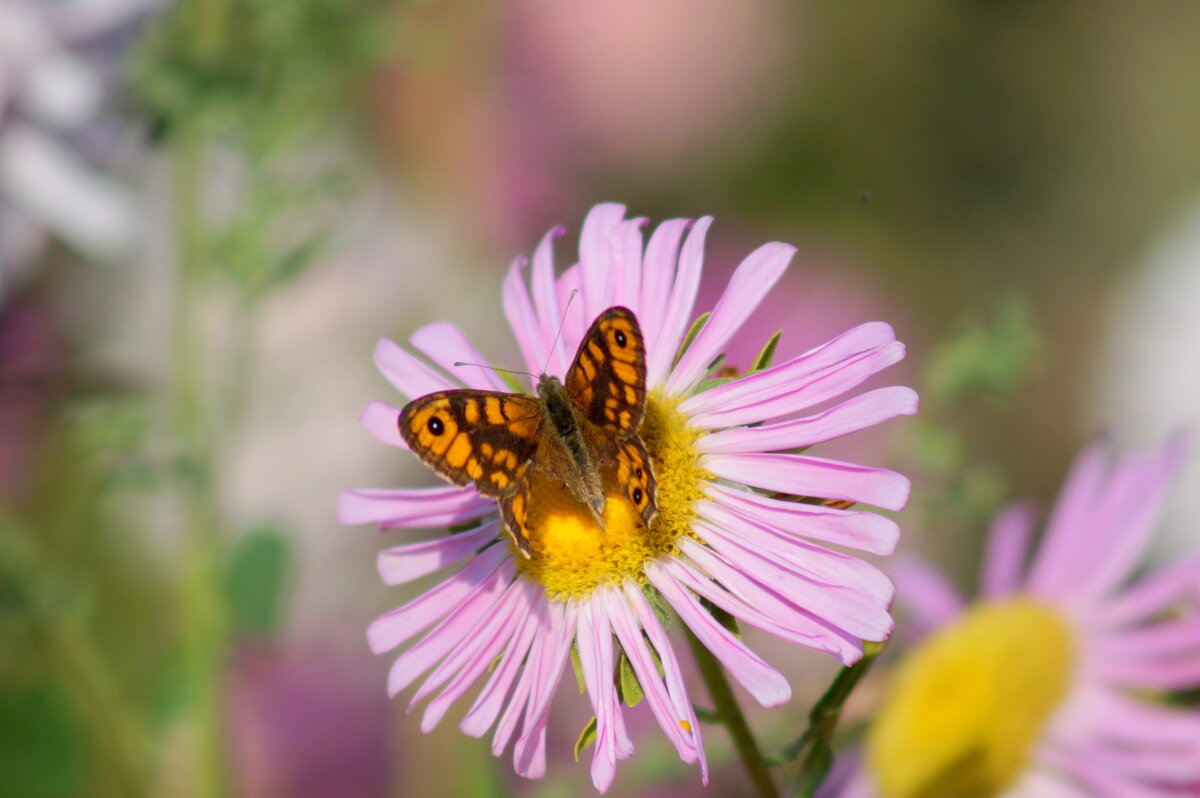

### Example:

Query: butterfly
xmin=398 ymin=306 xmax=658 ymax=558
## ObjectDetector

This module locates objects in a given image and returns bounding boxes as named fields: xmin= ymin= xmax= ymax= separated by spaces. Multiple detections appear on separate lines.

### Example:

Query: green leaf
xmin=224 ymin=527 xmax=291 ymax=636
xmin=571 ymin=642 xmax=586 ymax=693
xmin=700 ymin=597 xmax=740 ymax=638
xmin=748 ymin=330 xmax=782 ymax=374
xmin=574 ymin=716 xmax=598 ymax=762
xmin=0 ymin=687 xmax=85 ymax=797
xmin=618 ymin=653 xmax=643 ymax=708
xmin=672 ymin=312 xmax=710 ymax=367
xmin=642 ymin=584 xmax=671 ymax=630
xmin=448 ymin=518 xmax=485 ymax=534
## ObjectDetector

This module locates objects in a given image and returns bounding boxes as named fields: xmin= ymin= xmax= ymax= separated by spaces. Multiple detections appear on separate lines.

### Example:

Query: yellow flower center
xmin=516 ymin=392 xmax=711 ymax=599
xmin=866 ymin=599 xmax=1075 ymax=798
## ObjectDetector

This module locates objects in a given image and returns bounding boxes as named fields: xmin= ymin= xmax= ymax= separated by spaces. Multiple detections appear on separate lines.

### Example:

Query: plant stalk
xmin=684 ymin=626 xmax=780 ymax=798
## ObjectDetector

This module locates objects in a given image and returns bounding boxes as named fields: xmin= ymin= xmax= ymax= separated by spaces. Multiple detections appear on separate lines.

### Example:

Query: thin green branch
xmin=684 ymin=626 xmax=780 ymax=798
xmin=784 ymin=641 xmax=886 ymax=797
xmin=172 ymin=127 xmax=230 ymax=798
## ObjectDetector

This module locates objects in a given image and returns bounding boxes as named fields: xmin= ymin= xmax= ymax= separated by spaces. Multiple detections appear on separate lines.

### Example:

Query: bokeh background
xmin=3 ymin=1 xmax=1200 ymax=796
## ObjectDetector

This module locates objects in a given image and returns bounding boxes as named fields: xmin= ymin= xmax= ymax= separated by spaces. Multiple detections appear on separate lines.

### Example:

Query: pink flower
xmin=837 ymin=436 xmax=1200 ymax=798
xmin=340 ymin=204 xmax=916 ymax=791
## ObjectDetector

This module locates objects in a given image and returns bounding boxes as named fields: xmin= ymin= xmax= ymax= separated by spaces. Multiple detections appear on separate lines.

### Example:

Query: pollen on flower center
xmin=866 ymin=599 xmax=1074 ymax=798
xmin=515 ymin=392 xmax=711 ymax=599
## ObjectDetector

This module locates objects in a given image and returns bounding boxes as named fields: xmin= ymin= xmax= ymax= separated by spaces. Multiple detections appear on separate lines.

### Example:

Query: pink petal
xmin=555 ymin=263 xmax=585 ymax=353
xmin=491 ymin=648 xmax=534 ymax=757
xmin=889 ymin=557 xmax=965 ymax=637
xmin=513 ymin=601 xmax=573 ymax=778
xmin=638 ymin=218 xmax=690 ymax=350
xmin=704 ymin=483 xmax=900 ymax=555
xmin=604 ymin=586 xmax=701 ymax=767
xmin=704 ymin=452 xmax=911 ymax=511
xmin=979 ymin=501 xmax=1037 ymax=598
xmin=576 ymin=600 xmax=622 ymax=793
xmin=502 ymin=256 xmax=543 ymax=379
xmin=645 ymin=217 xmax=711 ymax=387
xmin=696 ymin=501 xmax=894 ymax=603
xmin=337 ymin=486 xmax=492 ymax=527
xmin=410 ymin=322 xmax=508 ymax=392
xmin=683 ymin=340 xmax=906 ymax=430
xmin=696 ymin=386 xmax=918 ymax=454
xmin=691 ymin=522 xmax=892 ymax=641
xmin=1070 ymin=438 xmax=1190 ymax=604
xmin=384 ymin=560 xmax=511 ymax=696
xmin=646 ymin=560 xmax=792 ymax=706
xmin=419 ymin=587 xmax=535 ymax=733
xmin=666 ymin=241 xmax=795 ymax=394
xmin=1098 ymin=554 xmax=1200 ymax=628
xmin=672 ymin=542 xmax=864 ymax=665
xmin=578 ymin=203 xmax=627 ymax=325
xmin=1093 ymin=655 xmax=1200 ymax=691
xmin=375 ymin=337 xmax=458 ymax=400
xmin=680 ymin=321 xmax=898 ymax=418
xmin=359 ymin=400 xmax=405 ymax=448
xmin=1026 ymin=442 xmax=1110 ymax=597
xmin=376 ymin=523 xmax=500 ymax=585
xmin=489 ymin=610 xmax=551 ymax=757
xmin=622 ymin=582 xmax=708 ymax=783
xmin=530 ymin=225 xmax=569 ymax=375
xmin=610 ymin=218 xmax=647 ymax=313
xmin=1095 ymin=618 xmax=1200 ymax=660
xmin=366 ymin=545 xmax=512 ymax=654
xmin=460 ymin=598 xmax=539 ymax=737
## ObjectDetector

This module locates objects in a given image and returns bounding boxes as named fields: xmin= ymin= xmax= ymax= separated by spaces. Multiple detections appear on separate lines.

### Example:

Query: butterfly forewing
xmin=565 ymin=307 xmax=649 ymax=436
xmin=398 ymin=390 xmax=541 ymax=498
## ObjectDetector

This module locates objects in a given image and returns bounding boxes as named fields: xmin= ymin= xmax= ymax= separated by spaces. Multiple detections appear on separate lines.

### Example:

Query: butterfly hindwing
xmin=615 ymin=436 xmax=658 ymax=526
xmin=565 ymin=306 xmax=648 ymax=436
xmin=398 ymin=390 xmax=541 ymax=499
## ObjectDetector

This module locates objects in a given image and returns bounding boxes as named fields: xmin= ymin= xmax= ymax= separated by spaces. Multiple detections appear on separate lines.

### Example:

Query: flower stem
xmin=784 ymin=641 xmax=886 ymax=797
xmin=173 ymin=126 xmax=229 ymax=798
xmin=684 ymin=626 xmax=780 ymax=798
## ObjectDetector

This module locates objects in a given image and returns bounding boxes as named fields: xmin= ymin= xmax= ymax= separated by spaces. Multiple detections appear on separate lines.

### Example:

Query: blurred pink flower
xmin=341 ymin=204 xmax=915 ymax=791
xmin=229 ymin=644 xmax=391 ymax=798
xmin=835 ymin=436 xmax=1200 ymax=798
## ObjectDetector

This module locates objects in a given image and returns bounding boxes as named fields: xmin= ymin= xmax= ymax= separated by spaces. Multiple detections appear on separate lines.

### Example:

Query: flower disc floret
xmin=517 ymin=393 xmax=711 ymax=599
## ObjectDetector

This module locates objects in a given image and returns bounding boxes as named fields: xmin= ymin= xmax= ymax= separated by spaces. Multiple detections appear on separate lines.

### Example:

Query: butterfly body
xmin=398 ymin=307 xmax=658 ymax=557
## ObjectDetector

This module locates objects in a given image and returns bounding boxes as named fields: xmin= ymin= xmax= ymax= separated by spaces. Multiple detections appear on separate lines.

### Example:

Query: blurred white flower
xmin=1094 ymin=195 xmax=1200 ymax=562
xmin=0 ymin=0 xmax=159 ymax=299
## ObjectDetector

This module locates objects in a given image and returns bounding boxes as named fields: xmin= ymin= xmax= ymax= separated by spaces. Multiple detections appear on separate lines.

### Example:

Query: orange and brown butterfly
xmin=397 ymin=306 xmax=657 ymax=558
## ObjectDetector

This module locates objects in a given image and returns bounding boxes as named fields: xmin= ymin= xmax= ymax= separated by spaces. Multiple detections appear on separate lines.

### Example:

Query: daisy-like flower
xmin=835 ymin=436 xmax=1200 ymax=798
xmin=339 ymin=204 xmax=916 ymax=791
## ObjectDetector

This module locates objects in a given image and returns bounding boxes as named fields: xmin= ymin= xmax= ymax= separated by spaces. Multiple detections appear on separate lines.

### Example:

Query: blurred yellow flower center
xmin=516 ymin=392 xmax=710 ymax=599
xmin=866 ymin=599 xmax=1074 ymax=798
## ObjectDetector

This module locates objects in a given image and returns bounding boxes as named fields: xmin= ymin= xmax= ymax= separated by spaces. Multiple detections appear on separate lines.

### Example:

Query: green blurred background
xmin=2 ymin=1 xmax=1199 ymax=796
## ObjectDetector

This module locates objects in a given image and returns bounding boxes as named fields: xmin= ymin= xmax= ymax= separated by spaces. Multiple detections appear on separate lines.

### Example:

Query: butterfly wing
xmin=564 ymin=306 xmax=649 ymax=436
xmin=399 ymin=390 xmax=543 ymax=556
xmin=615 ymin=436 xmax=658 ymax=523
xmin=564 ymin=306 xmax=658 ymax=526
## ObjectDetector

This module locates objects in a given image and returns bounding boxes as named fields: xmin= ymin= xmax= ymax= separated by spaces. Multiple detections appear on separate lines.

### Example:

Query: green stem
xmin=173 ymin=127 xmax=229 ymax=798
xmin=37 ymin=613 xmax=150 ymax=798
xmin=785 ymin=641 xmax=886 ymax=797
xmin=684 ymin=626 xmax=780 ymax=798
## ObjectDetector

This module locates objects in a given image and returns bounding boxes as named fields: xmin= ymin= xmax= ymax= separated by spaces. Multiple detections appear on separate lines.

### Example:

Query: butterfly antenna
xmin=452 ymin=362 xmax=537 ymax=379
xmin=541 ymin=289 xmax=578 ymax=376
